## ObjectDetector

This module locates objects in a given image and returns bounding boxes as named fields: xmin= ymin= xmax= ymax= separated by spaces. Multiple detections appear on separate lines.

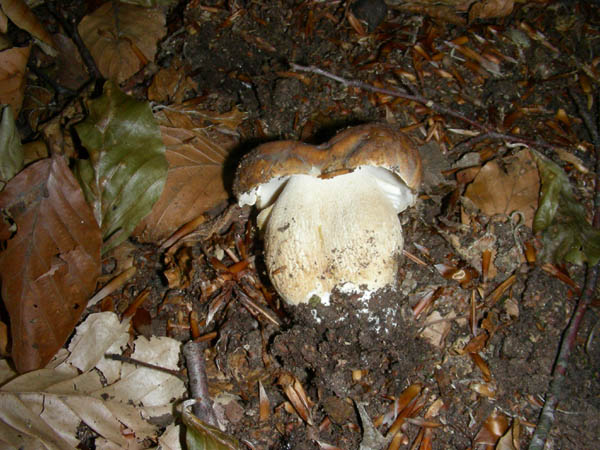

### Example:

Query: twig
xmin=528 ymin=90 xmax=600 ymax=450
xmin=183 ymin=340 xmax=219 ymax=427
xmin=46 ymin=2 xmax=103 ymax=81
xmin=105 ymin=353 xmax=185 ymax=379
xmin=290 ymin=63 xmax=555 ymax=150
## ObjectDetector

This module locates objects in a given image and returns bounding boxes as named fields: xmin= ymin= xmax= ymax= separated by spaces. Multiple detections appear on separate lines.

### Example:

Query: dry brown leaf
xmin=0 ymin=45 xmax=30 ymax=115
xmin=134 ymin=126 xmax=237 ymax=243
xmin=469 ymin=0 xmax=514 ymax=21
xmin=0 ymin=8 xmax=7 ymax=33
xmin=464 ymin=149 xmax=539 ymax=228
xmin=0 ymin=0 xmax=55 ymax=54
xmin=78 ymin=3 xmax=166 ymax=83
xmin=148 ymin=58 xmax=198 ymax=104
xmin=419 ymin=310 xmax=452 ymax=348
xmin=0 ymin=156 xmax=102 ymax=372
xmin=52 ymin=33 xmax=88 ymax=91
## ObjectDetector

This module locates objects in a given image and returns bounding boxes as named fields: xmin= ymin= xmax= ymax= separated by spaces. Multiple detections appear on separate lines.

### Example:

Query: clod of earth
xmin=233 ymin=123 xmax=422 ymax=305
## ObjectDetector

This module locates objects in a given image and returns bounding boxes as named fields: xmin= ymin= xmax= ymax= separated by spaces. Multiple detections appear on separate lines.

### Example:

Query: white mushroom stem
xmin=258 ymin=167 xmax=415 ymax=305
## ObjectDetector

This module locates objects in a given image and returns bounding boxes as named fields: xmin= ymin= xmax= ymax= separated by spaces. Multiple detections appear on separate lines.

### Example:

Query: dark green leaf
xmin=75 ymin=81 xmax=167 ymax=252
xmin=0 ymin=105 xmax=24 ymax=190
xmin=533 ymin=152 xmax=600 ymax=265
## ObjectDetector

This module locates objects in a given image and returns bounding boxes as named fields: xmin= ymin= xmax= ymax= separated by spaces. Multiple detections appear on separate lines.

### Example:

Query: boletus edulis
xmin=234 ymin=123 xmax=422 ymax=305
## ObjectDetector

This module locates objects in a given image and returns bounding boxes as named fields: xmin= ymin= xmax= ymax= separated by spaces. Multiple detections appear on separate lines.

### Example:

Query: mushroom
xmin=233 ymin=123 xmax=422 ymax=305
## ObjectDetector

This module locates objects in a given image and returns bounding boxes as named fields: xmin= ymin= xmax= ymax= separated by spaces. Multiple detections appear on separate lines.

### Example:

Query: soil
xmin=29 ymin=0 xmax=600 ymax=448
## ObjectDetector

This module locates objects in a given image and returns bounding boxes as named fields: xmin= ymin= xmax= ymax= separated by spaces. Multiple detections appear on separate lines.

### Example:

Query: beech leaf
xmin=533 ymin=152 xmax=600 ymax=265
xmin=0 ymin=105 xmax=23 ymax=189
xmin=78 ymin=2 xmax=166 ymax=83
xmin=75 ymin=81 xmax=167 ymax=252
xmin=0 ymin=312 xmax=186 ymax=448
xmin=134 ymin=126 xmax=238 ymax=243
xmin=0 ymin=156 xmax=101 ymax=372
xmin=0 ymin=0 xmax=56 ymax=55
xmin=464 ymin=149 xmax=539 ymax=228
xmin=0 ymin=45 xmax=30 ymax=115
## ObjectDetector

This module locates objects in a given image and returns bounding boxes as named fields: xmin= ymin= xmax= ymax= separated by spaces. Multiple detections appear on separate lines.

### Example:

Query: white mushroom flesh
xmin=259 ymin=167 xmax=414 ymax=305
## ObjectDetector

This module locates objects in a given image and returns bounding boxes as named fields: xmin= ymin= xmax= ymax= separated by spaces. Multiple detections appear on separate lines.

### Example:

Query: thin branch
xmin=290 ymin=63 xmax=556 ymax=150
xmin=183 ymin=340 xmax=219 ymax=427
xmin=105 ymin=353 xmax=185 ymax=379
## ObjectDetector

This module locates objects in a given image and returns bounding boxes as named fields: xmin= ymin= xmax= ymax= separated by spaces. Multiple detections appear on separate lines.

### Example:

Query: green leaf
xmin=182 ymin=400 xmax=240 ymax=450
xmin=75 ymin=81 xmax=167 ymax=252
xmin=0 ymin=105 xmax=24 ymax=190
xmin=533 ymin=152 xmax=600 ymax=265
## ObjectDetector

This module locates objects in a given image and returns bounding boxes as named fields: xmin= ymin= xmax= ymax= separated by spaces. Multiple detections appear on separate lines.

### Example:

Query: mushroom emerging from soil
xmin=233 ymin=123 xmax=422 ymax=305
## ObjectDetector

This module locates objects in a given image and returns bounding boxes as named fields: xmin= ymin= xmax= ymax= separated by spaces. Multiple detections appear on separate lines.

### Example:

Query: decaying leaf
xmin=464 ymin=149 xmax=539 ymax=228
xmin=182 ymin=399 xmax=241 ymax=450
xmin=533 ymin=151 xmax=600 ymax=265
xmin=75 ymin=81 xmax=167 ymax=253
xmin=78 ymin=2 xmax=166 ymax=83
xmin=0 ymin=45 xmax=30 ymax=115
xmin=0 ymin=156 xmax=101 ymax=372
xmin=0 ymin=105 xmax=23 ymax=189
xmin=0 ymin=312 xmax=186 ymax=448
xmin=419 ymin=310 xmax=453 ymax=348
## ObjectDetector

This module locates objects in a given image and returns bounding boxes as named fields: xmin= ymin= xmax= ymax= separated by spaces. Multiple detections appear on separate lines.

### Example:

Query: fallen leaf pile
xmin=0 ymin=312 xmax=186 ymax=448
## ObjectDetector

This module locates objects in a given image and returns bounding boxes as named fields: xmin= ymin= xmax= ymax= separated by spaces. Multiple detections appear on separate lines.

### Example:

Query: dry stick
xmin=183 ymin=340 xmax=219 ymax=427
xmin=290 ymin=63 xmax=555 ymax=150
xmin=528 ymin=91 xmax=600 ymax=450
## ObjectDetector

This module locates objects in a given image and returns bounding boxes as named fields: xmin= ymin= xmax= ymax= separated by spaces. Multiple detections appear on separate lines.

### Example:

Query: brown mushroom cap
xmin=233 ymin=123 xmax=422 ymax=200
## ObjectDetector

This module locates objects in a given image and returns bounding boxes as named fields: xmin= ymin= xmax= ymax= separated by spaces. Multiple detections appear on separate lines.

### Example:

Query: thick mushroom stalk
xmin=234 ymin=123 xmax=422 ymax=306
xmin=261 ymin=169 xmax=409 ymax=305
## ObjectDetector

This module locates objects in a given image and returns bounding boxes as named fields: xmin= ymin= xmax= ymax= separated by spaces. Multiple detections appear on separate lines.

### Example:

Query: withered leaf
xmin=0 ymin=45 xmax=30 ymax=115
xmin=0 ymin=156 xmax=101 ymax=372
xmin=134 ymin=124 xmax=238 ymax=244
xmin=0 ymin=0 xmax=55 ymax=54
xmin=78 ymin=3 xmax=166 ymax=83
xmin=464 ymin=149 xmax=539 ymax=228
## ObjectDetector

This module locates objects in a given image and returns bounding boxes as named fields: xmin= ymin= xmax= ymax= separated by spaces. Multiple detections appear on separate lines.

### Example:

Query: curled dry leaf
xmin=464 ymin=149 xmax=539 ymax=228
xmin=0 ymin=0 xmax=55 ymax=54
xmin=469 ymin=0 xmax=514 ymax=21
xmin=473 ymin=409 xmax=509 ymax=446
xmin=78 ymin=2 xmax=166 ymax=83
xmin=0 ymin=156 xmax=101 ymax=372
xmin=0 ymin=45 xmax=30 ymax=115
xmin=278 ymin=372 xmax=314 ymax=425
